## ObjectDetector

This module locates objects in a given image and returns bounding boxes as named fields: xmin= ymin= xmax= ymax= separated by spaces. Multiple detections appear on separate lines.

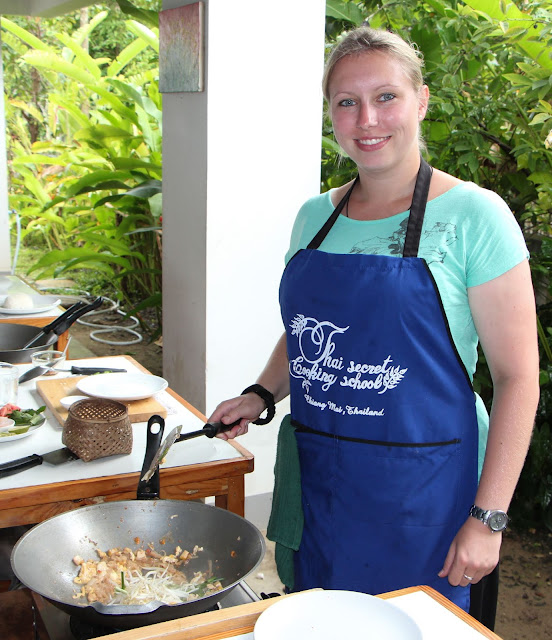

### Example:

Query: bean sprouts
xmin=111 ymin=566 xmax=219 ymax=605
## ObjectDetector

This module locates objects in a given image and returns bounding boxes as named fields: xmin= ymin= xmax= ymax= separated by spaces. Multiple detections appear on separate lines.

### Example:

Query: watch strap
xmin=241 ymin=384 xmax=276 ymax=425
xmin=469 ymin=504 xmax=488 ymax=522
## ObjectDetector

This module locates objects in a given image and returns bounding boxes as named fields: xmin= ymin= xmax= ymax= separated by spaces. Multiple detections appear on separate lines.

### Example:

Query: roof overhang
xmin=0 ymin=0 xmax=94 ymax=17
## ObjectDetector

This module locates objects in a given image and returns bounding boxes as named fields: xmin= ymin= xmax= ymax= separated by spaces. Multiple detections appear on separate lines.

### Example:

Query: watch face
xmin=488 ymin=511 xmax=508 ymax=531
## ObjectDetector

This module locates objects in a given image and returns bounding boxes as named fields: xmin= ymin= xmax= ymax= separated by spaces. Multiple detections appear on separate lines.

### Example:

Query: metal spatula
xmin=141 ymin=419 xmax=241 ymax=482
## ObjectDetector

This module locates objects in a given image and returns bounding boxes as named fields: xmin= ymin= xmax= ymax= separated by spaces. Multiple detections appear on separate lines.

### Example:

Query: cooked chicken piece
xmin=74 ymin=561 xmax=97 ymax=584
xmin=161 ymin=554 xmax=178 ymax=563
xmin=123 ymin=548 xmax=135 ymax=560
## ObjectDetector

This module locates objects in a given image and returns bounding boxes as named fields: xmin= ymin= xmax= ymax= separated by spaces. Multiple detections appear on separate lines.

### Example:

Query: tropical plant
xmin=323 ymin=0 xmax=552 ymax=530
xmin=2 ymin=2 xmax=162 ymax=336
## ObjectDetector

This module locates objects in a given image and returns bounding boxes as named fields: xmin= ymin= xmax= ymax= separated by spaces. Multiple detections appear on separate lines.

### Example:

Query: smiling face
xmin=328 ymin=50 xmax=429 ymax=174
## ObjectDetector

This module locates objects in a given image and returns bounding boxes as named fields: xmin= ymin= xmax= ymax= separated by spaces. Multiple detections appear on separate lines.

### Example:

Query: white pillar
xmin=162 ymin=0 xmax=326 ymax=525
xmin=0 ymin=25 xmax=12 ymax=274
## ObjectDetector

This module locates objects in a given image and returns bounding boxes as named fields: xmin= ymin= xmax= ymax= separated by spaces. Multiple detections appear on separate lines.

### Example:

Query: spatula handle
xmin=203 ymin=419 xmax=242 ymax=438
xmin=0 ymin=454 xmax=43 ymax=479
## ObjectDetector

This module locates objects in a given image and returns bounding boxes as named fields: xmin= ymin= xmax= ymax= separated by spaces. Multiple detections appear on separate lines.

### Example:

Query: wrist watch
xmin=469 ymin=504 xmax=509 ymax=532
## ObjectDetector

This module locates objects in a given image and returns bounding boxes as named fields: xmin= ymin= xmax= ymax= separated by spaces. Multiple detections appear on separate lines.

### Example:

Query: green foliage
xmin=2 ymin=2 xmax=162 ymax=337
xmin=324 ymin=0 xmax=552 ymax=530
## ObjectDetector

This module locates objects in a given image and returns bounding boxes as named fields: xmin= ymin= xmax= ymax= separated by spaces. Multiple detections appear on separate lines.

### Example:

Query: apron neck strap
xmin=307 ymin=156 xmax=433 ymax=258
xmin=307 ymin=176 xmax=359 ymax=250
xmin=402 ymin=157 xmax=433 ymax=258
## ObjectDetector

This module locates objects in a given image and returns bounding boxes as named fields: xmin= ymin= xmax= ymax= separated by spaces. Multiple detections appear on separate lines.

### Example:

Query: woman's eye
xmin=338 ymin=98 xmax=356 ymax=107
xmin=379 ymin=93 xmax=395 ymax=102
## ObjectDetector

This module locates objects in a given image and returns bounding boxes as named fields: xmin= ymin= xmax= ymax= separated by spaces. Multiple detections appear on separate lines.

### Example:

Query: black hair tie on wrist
xmin=241 ymin=384 xmax=276 ymax=425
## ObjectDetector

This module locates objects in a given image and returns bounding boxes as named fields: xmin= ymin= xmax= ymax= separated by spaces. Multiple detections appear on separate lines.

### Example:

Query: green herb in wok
xmin=195 ymin=576 xmax=223 ymax=598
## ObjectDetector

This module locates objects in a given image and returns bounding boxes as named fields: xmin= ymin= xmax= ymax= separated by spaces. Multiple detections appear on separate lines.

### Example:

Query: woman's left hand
xmin=438 ymin=517 xmax=502 ymax=586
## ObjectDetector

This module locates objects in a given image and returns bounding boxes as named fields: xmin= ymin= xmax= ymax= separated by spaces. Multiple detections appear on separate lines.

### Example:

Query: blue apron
xmin=279 ymin=159 xmax=478 ymax=611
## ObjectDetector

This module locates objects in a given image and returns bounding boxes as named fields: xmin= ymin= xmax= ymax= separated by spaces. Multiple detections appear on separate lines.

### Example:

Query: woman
xmin=208 ymin=27 xmax=539 ymax=627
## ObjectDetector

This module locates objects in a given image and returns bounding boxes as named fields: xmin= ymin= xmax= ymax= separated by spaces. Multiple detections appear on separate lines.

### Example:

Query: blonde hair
xmin=322 ymin=27 xmax=425 ymax=101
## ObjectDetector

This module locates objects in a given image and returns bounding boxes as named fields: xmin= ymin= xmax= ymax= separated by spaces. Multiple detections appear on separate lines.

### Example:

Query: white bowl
xmin=254 ymin=590 xmax=422 ymax=640
xmin=60 ymin=395 xmax=89 ymax=409
xmin=0 ymin=417 xmax=15 ymax=432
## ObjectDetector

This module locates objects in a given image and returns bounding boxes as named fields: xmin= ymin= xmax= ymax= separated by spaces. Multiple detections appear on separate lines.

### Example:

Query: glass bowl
xmin=31 ymin=350 xmax=66 ymax=375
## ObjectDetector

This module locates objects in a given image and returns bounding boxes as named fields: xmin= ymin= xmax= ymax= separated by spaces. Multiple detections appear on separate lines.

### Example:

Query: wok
xmin=0 ymin=297 xmax=102 ymax=363
xmin=0 ymin=323 xmax=57 ymax=363
xmin=10 ymin=416 xmax=266 ymax=629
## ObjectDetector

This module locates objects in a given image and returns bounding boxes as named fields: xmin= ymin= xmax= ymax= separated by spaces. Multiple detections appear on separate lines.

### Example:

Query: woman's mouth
xmin=355 ymin=136 xmax=390 ymax=149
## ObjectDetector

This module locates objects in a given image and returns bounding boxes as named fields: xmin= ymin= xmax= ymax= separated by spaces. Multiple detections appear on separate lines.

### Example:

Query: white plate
xmin=0 ymin=417 xmax=46 ymax=442
xmin=0 ymin=294 xmax=61 ymax=315
xmin=76 ymin=373 xmax=168 ymax=401
xmin=253 ymin=590 xmax=422 ymax=640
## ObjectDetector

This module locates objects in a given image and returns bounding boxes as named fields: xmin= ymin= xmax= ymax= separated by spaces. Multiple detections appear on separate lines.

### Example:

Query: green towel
xmin=266 ymin=414 xmax=303 ymax=589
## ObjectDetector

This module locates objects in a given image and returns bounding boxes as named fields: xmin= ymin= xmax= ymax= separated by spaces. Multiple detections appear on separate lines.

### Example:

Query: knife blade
xmin=140 ymin=419 xmax=242 ymax=482
xmin=19 ymin=366 xmax=127 ymax=384
xmin=0 ymin=447 xmax=78 ymax=479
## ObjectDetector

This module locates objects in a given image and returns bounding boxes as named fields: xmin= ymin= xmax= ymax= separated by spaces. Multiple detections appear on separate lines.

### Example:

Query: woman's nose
xmin=357 ymin=103 xmax=378 ymax=128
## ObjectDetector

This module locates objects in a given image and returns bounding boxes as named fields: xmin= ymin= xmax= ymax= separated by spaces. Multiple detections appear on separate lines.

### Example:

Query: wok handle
xmin=137 ymin=415 xmax=164 ymax=500
xmin=0 ymin=454 xmax=43 ymax=479
xmin=52 ymin=296 xmax=103 ymax=336
xmin=20 ymin=302 xmax=85 ymax=349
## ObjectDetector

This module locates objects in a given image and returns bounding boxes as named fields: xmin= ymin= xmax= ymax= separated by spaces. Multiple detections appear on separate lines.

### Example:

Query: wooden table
xmin=50 ymin=585 xmax=500 ymax=640
xmin=0 ymin=357 xmax=254 ymax=528
xmin=0 ymin=275 xmax=69 ymax=352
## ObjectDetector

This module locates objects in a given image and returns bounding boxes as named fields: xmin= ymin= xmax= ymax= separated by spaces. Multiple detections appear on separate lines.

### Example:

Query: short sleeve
xmin=285 ymin=192 xmax=335 ymax=264
xmin=463 ymin=187 xmax=529 ymax=288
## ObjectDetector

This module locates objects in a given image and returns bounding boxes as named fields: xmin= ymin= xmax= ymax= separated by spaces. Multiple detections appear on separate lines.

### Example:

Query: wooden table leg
xmin=215 ymin=476 xmax=245 ymax=516
xmin=54 ymin=330 xmax=69 ymax=354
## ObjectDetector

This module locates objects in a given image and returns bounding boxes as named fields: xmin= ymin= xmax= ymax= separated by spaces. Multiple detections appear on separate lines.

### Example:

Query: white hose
xmin=35 ymin=287 xmax=144 ymax=347
xmin=75 ymin=296 xmax=143 ymax=346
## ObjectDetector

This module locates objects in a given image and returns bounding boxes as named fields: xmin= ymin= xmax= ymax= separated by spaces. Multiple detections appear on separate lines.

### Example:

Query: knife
xmin=0 ymin=447 xmax=78 ymax=479
xmin=19 ymin=366 xmax=127 ymax=384
xmin=140 ymin=419 xmax=242 ymax=482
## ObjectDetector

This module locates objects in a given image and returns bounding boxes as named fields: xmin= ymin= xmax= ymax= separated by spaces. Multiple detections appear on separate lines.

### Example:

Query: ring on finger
xmin=463 ymin=574 xmax=473 ymax=581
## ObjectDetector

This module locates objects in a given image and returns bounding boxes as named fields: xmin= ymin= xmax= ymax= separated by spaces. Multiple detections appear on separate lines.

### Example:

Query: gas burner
xmin=38 ymin=582 xmax=260 ymax=639
xmin=69 ymin=602 xmax=223 ymax=639
xmin=69 ymin=616 xmax=123 ymax=639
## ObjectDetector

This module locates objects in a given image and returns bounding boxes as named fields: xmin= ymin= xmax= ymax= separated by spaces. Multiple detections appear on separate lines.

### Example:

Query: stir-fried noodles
xmin=72 ymin=544 xmax=222 ymax=606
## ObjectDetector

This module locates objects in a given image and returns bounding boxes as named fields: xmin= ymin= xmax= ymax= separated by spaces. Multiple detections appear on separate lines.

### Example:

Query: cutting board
xmin=36 ymin=376 xmax=167 ymax=426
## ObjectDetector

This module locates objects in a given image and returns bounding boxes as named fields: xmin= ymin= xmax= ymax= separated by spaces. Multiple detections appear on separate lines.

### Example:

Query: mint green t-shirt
xmin=284 ymin=181 xmax=529 ymax=475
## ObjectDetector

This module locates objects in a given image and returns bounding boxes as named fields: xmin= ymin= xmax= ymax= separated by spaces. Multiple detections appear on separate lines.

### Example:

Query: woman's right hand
xmin=208 ymin=393 xmax=266 ymax=440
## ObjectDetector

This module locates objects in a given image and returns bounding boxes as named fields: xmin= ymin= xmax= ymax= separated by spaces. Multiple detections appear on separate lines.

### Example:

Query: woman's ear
xmin=418 ymin=85 xmax=429 ymax=121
